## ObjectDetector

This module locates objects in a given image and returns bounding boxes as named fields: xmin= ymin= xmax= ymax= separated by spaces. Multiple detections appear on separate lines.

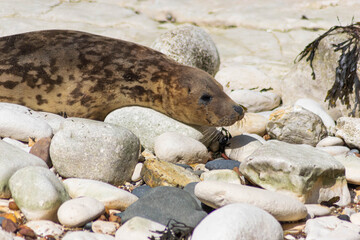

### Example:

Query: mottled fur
xmin=0 ymin=30 xmax=243 ymax=126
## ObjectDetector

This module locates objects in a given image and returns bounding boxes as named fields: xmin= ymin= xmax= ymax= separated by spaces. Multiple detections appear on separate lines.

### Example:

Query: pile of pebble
xmin=1 ymin=24 xmax=360 ymax=240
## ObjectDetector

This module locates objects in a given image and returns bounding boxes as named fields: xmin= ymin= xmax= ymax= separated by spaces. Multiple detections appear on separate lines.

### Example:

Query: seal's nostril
xmin=233 ymin=105 xmax=244 ymax=117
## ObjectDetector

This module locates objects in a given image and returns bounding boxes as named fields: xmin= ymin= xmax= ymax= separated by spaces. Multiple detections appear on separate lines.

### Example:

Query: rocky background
xmin=1 ymin=0 xmax=360 ymax=240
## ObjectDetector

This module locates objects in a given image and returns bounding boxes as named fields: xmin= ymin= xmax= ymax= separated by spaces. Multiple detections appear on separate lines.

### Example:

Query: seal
xmin=0 ymin=30 xmax=243 ymax=126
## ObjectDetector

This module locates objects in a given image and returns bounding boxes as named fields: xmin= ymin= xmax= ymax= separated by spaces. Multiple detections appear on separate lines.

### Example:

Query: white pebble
xmin=57 ymin=197 xmax=105 ymax=227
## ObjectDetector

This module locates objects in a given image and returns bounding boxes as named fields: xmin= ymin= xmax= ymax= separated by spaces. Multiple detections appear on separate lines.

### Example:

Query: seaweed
xmin=295 ymin=22 xmax=360 ymax=116
xmin=148 ymin=219 xmax=194 ymax=240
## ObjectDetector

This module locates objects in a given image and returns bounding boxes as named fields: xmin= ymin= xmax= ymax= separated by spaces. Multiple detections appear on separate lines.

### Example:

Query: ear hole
xmin=199 ymin=94 xmax=213 ymax=105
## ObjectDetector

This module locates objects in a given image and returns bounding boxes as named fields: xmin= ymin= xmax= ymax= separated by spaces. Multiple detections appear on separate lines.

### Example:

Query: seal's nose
xmin=233 ymin=105 xmax=244 ymax=119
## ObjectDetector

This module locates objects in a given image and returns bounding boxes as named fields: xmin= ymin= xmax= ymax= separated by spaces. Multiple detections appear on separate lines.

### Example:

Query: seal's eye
xmin=199 ymin=94 xmax=213 ymax=105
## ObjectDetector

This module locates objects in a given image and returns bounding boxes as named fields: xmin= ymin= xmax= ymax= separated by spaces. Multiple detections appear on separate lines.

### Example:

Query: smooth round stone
xmin=50 ymin=118 xmax=140 ymax=185
xmin=120 ymin=186 xmax=207 ymax=228
xmin=316 ymin=136 xmax=344 ymax=147
xmin=92 ymin=220 xmax=119 ymax=235
xmin=192 ymin=203 xmax=283 ymax=240
xmin=229 ymin=89 xmax=281 ymax=113
xmin=9 ymin=166 xmax=69 ymax=222
xmin=154 ymin=132 xmax=211 ymax=165
xmin=305 ymin=216 xmax=360 ymax=240
xmin=105 ymin=106 xmax=219 ymax=152
xmin=63 ymin=231 xmax=115 ymax=240
xmin=115 ymin=216 xmax=165 ymax=240
xmin=295 ymin=98 xmax=336 ymax=133
xmin=151 ymin=24 xmax=220 ymax=76
xmin=200 ymin=169 xmax=242 ymax=184
xmin=36 ymin=112 xmax=66 ymax=134
xmin=0 ymin=140 xmax=48 ymax=198
xmin=57 ymin=197 xmax=105 ymax=227
xmin=316 ymin=146 xmax=350 ymax=156
xmin=131 ymin=185 xmax=152 ymax=198
xmin=0 ymin=229 xmax=15 ymax=240
xmin=29 ymin=137 xmax=52 ymax=167
xmin=224 ymin=134 xmax=263 ymax=162
xmin=26 ymin=220 xmax=64 ymax=238
xmin=0 ymin=103 xmax=53 ymax=142
xmin=350 ymin=212 xmax=360 ymax=226
xmin=334 ymin=155 xmax=360 ymax=185
xmin=63 ymin=178 xmax=138 ymax=211
xmin=205 ymin=159 xmax=240 ymax=170
xmin=2 ymin=138 xmax=30 ymax=152
xmin=131 ymin=163 xmax=143 ymax=182
xmin=225 ymin=112 xmax=268 ymax=136
xmin=194 ymin=181 xmax=307 ymax=221
xmin=305 ymin=204 xmax=331 ymax=218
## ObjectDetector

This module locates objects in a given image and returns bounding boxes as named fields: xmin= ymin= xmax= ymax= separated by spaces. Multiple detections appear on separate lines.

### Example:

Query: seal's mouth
xmin=216 ymin=105 xmax=245 ymax=127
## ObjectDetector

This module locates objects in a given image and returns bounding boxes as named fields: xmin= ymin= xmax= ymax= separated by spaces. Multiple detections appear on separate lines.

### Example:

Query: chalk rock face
xmin=282 ymin=31 xmax=360 ymax=119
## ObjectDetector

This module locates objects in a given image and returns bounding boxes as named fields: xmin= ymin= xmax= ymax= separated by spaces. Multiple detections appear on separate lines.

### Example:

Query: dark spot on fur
xmin=80 ymin=95 xmax=92 ymax=106
xmin=57 ymin=93 xmax=62 ymax=97
xmin=0 ymin=80 xmax=19 ymax=89
xmin=35 ymin=95 xmax=48 ymax=105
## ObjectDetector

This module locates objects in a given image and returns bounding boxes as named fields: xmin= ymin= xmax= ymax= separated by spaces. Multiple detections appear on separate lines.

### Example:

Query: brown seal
xmin=0 ymin=30 xmax=243 ymax=126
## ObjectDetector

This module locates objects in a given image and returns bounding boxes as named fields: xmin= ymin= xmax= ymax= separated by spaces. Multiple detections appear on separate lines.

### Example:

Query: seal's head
xmin=161 ymin=65 xmax=244 ymax=126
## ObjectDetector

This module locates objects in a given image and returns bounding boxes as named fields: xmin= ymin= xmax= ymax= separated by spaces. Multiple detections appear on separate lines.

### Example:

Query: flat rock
xmin=141 ymin=158 xmax=200 ymax=188
xmin=154 ymin=132 xmax=210 ymax=164
xmin=336 ymin=117 xmax=360 ymax=149
xmin=25 ymin=220 xmax=64 ymax=238
xmin=63 ymin=231 xmax=114 ymax=240
xmin=152 ymin=24 xmax=220 ymax=76
xmin=334 ymin=155 xmax=360 ymax=185
xmin=305 ymin=216 xmax=360 ymax=240
xmin=224 ymin=134 xmax=263 ymax=162
xmin=115 ymin=216 xmax=165 ymax=240
xmin=194 ymin=181 xmax=307 ymax=221
xmin=200 ymin=169 xmax=242 ymax=184
xmin=205 ymin=159 xmax=240 ymax=170
xmin=192 ymin=203 xmax=283 ymax=240
xmin=50 ymin=118 xmax=140 ymax=185
xmin=266 ymin=106 xmax=327 ymax=146
xmin=104 ymin=106 xmax=220 ymax=151
xmin=0 ymin=140 xmax=47 ymax=198
xmin=120 ymin=186 xmax=207 ymax=228
xmin=229 ymin=89 xmax=280 ymax=113
xmin=295 ymin=98 xmax=336 ymax=133
xmin=0 ymin=103 xmax=53 ymax=142
xmin=225 ymin=112 xmax=268 ymax=136
xmin=57 ymin=197 xmax=105 ymax=228
xmin=240 ymin=140 xmax=350 ymax=206
xmin=63 ymin=178 xmax=138 ymax=211
xmin=9 ymin=166 xmax=69 ymax=222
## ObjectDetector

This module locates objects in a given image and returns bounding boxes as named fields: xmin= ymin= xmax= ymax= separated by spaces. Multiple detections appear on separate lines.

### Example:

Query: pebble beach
xmin=1 ymin=1 xmax=360 ymax=240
